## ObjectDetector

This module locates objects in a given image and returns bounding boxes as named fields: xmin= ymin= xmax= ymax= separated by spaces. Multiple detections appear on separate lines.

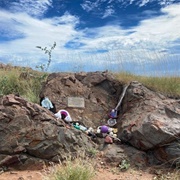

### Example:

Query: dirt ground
xmin=92 ymin=168 xmax=154 ymax=180
xmin=0 ymin=166 xmax=155 ymax=180
xmin=0 ymin=149 xmax=177 ymax=180
xmin=0 ymin=169 xmax=154 ymax=180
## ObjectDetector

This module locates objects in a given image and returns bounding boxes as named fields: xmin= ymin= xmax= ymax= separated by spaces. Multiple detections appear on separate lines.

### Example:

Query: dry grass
xmin=0 ymin=66 xmax=47 ymax=103
xmin=43 ymin=158 xmax=95 ymax=180
xmin=0 ymin=64 xmax=179 ymax=103
xmin=114 ymin=72 xmax=180 ymax=97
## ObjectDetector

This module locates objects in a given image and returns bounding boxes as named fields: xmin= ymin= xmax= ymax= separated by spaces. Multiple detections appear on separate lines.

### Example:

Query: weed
xmin=119 ymin=159 xmax=130 ymax=171
xmin=36 ymin=42 xmax=56 ymax=72
xmin=87 ymin=148 xmax=98 ymax=158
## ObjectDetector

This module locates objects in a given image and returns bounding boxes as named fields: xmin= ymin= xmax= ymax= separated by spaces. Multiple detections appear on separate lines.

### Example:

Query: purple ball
xmin=100 ymin=125 xmax=109 ymax=133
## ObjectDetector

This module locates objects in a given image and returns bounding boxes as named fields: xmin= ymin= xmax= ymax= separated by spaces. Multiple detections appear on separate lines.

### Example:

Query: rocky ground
xmin=1 ymin=157 xmax=178 ymax=180
xmin=0 ymin=149 xmax=178 ymax=180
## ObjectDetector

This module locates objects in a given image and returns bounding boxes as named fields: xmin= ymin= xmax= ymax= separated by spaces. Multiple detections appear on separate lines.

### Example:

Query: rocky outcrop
xmin=39 ymin=71 xmax=123 ymax=127
xmin=0 ymin=71 xmax=179 ymax=169
xmin=40 ymin=72 xmax=180 ymax=166
xmin=0 ymin=94 xmax=96 ymax=169
xmin=118 ymin=81 xmax=180 ymax=165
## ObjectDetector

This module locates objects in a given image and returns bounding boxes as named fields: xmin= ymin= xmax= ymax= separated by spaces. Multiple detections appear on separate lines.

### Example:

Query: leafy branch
xmin=36 ymin=42 xmax=56 ymax=71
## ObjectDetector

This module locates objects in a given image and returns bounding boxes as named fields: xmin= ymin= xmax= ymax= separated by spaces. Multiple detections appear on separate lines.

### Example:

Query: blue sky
xmin=0 ymin=0 xmax=180 ymax=76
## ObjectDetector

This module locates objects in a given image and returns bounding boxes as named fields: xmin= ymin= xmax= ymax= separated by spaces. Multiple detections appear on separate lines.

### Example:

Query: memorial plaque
xmin=67 ymin=97 xmax=85 ymax=108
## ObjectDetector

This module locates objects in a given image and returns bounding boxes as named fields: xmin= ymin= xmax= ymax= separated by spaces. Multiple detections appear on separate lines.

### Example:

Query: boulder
xmin=102 ymin=144 xmax=148 ymax=168
xmin=0 ymin=94 xmax=96 ymax=169
xmin=118 ymin=81 xmax=180 ymax=165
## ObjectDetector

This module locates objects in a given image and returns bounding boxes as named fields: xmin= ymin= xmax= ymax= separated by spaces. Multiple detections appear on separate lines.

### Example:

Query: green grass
xmin=45 ymin=159 xmax=95 ymax=180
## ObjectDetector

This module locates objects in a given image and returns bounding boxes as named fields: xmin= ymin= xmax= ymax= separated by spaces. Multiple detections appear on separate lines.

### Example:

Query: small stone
xmin=18 ymin=177 xmax=24 ymax=180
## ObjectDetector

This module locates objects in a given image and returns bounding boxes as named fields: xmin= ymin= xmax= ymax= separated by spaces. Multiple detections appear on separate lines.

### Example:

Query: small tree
xmin=36 ymin=42 xmax=56 ymax=71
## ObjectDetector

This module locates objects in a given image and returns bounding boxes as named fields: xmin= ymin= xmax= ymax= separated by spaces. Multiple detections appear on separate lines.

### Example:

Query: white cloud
xmin=81 ymin=0 xmax=178 ymax=11
xmin=158 ymin=0 xmax=177 ymax=6
xmin=139 ymin=0 xmax=150 ymax=7
xmin=0 ymin=10 xmax=80 ymax=65
xmin=68 ymin=3 xmax=180 ymax=70
xmin=81 ymin=0 xmax=100 ymax=12
xmin=81 ymin=0 xmax=179 ymax=19
xmin=137 ymin=0 xmax=178 ymax=7
xmin=102 ymin=6 xmax=115 ymax=18
xmin=0 ymin=1 xmax=180 ymax=75
xmin=131 ymin=4 xmax=180 ymax=44
xmin=9 ymin=0 xmax=52 ymax=17
xmin=87 ymin=4 xmax=180 ymax=48
xmin=45 ymin=12 xmax=79 ymax=26
xmin=129 ymin=0 xmax=135 ymax=4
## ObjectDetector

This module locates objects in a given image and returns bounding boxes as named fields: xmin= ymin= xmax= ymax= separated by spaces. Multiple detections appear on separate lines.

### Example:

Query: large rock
xmin=102 ymin=144 xmax=148 ymax=168
xmin=118 ymin=81 xmax=180 ymax=165
xmin=39 ymin=71 xmax=123 ymax=127
xmin=40 ymin=72 xmax=180 ymax=165
xmin=0 ymin=94 xmax=96 ymax=169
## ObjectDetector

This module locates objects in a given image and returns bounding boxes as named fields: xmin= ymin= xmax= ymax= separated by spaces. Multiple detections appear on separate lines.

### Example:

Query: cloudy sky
xmin=0 ymin=0 xmax=180 ymax=76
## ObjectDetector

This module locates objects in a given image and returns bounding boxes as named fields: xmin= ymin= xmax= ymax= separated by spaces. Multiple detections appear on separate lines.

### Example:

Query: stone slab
xmin=67 ymin=97 xmax=85 ymax=108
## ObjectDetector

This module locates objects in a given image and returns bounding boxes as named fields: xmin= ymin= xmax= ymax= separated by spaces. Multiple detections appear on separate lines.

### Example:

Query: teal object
xmin=73 ymin=124 xmax=80 ymax=130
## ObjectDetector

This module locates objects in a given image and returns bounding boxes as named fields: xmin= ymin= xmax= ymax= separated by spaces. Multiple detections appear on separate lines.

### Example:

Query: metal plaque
xmin=67 ymin=97 xmax=85 ymax=108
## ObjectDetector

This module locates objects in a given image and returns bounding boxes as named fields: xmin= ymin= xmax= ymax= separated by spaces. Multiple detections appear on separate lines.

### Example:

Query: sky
xmin=0 ymin=0 xmax=180 ymax=76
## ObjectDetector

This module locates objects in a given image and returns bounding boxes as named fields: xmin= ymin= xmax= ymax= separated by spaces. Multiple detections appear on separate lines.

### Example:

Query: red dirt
xmin=0 ymin=167 xmax=154 ymax=180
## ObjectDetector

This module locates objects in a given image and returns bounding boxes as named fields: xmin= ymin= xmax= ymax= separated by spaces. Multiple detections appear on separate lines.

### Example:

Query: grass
xmin=44 ymin=159 xmax=95 ymax=180
xmin=0 ymin=65 xmax=48 ymax=103
xmin=114 ymin=72 xmax=180 ymax=97
xmin=86 ymin=148 xmax=98 ymax=158
xmin=1 ymin=66 xmax=179 ymax=104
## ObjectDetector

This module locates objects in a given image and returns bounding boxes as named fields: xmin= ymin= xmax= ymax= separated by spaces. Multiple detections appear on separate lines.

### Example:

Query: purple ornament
xmin=100 ymin=125 xmax=109 ymax=133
